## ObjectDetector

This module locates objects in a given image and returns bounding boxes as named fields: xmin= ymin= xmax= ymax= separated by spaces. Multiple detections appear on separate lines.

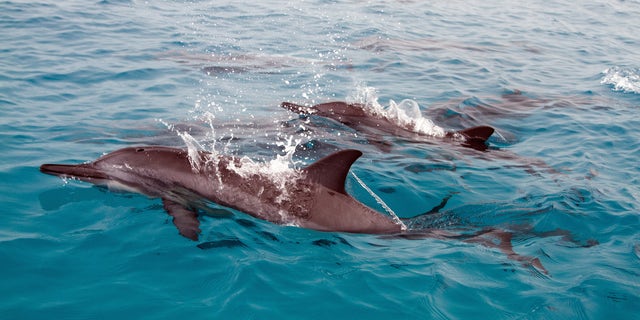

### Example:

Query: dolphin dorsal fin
xmin=303 ymin=149 xmax=363 ymax=194
xmin=457 ymin=125 xmax=495 ymax=142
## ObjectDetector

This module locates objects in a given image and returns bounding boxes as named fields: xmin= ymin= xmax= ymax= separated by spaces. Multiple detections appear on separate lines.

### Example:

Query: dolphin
xmin=40 ymin=146 xmax=591 ymax=274
xmin=280 ymin=101 xmax=563 ymax=175
xmin=281 ymin=101 xmax=494 ymax=151
xmin=40 ymin=146 xmax=403 ymax=240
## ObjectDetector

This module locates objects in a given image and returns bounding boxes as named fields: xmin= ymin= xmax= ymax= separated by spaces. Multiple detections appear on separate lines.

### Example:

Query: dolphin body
xmin=40 ymin=146 xmax=572 ymax=274
xmin=40 ymin=146 xmax=403 ymax=240
xmin=280 ymin=101 xmax=566 ymax=175
xmin=281 ymin=101 xmax=495 ymax=151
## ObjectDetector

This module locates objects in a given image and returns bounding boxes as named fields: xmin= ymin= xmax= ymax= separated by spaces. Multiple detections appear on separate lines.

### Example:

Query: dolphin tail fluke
xmin=465 ymin=229 xmax=549 ymax=275
xmin=40 ymin=163 xmax=109 ymax=180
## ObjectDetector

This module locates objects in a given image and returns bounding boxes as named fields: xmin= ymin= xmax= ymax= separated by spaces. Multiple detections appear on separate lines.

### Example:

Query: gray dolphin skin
xmin=40 ymin=146 xmax=403 ymax=241
xmin=281 ymin=101 xmax=495 ymax=151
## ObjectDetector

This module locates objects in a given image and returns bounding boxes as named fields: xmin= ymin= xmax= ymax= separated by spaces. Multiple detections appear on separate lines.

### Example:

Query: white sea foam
xmin=223 ymin=136 xmax=304 ymax=204
xmin=162 ymin=117 xmax=306 ymax=207
xmin=346 ymin=85 xmax=447 ymax=138
xmin=226 ymin=138 xmax=301 ymax=178
xmin=601 ymin=66 xmax=640 ymax=94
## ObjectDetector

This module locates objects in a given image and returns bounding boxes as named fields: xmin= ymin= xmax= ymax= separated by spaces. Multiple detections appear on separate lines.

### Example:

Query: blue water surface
xmin=1 ymin=0 xmax=639 ymax=319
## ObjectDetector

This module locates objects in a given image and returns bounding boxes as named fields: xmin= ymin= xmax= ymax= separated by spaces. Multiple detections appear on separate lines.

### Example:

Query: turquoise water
xmin=2 ymin=0 xmax=639 ymax=318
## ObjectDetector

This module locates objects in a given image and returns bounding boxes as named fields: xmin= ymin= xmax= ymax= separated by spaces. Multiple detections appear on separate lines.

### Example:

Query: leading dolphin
xmin=40 ymin=146 xmax=599 ymax=274
xmin=40 ymin=146 xmax=403 ymax=240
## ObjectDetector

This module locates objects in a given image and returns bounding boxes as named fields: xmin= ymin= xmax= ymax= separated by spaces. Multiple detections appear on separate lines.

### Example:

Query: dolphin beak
xmin=40 ymin=163 xmax=109 ymax=180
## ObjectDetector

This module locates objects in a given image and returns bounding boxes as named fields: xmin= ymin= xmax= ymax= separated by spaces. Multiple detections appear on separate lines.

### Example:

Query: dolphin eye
xmin=136 ymin=148 xmax=145 ymax=152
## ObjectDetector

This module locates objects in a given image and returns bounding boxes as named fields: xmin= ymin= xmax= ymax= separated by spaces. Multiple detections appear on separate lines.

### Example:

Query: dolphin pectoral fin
xmin=162 ymin=199 xmax=201 ymax=241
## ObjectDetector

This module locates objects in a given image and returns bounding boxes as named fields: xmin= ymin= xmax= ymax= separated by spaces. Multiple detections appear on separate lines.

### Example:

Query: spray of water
xmin=347 ymin=84 xmax=447 ymax=138
xmin=158 ymin=118 xmax=209 ymax=173
xmin=161 ymin=112 xmax=306 ymax=205
xmin=167 ymin=80 xmax=409 ymax=223
xmin=350 ymin=171 xmax=407 ymax=230
xmin=224 ymin=136 xmax=304 ymax=204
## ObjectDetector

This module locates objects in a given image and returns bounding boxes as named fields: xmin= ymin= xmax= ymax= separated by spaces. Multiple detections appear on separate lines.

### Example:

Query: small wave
xmin=601 ymin=66 xmax=640 ymax=94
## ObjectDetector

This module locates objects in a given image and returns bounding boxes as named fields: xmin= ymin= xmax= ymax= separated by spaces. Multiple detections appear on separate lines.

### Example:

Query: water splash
xmin=347 ymin=85 xmax=447 ymax=138
xmin=227 ymin=136 xmax=301 ymax=177
xmin=601 ymin=66 xmax=640 ymax=94
xmin=224 ymin=136 xmax=304 ymax=204
xmin=161 ymin=112 xmax=306 ymax=204
xmin=350 ymin=171 xmax=407 ymax=230
xmin=178 ymin=131 xmax=207 ymax=172
xmin=157 ymin=118 xmax=209 ymax=172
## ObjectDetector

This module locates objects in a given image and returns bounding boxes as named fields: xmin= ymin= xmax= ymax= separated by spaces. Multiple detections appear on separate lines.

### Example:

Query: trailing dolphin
xmin=281 ymin=101 xmax=495 ymax=151
xmin=280 ymin=100 xmax=561 ymax=175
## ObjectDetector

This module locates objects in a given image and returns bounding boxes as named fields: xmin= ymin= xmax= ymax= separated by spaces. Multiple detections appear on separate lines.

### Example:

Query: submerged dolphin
xmin=40 ymin=146 xmax=403 ymax=240
xmin=281 ymin=101 xmax=495 ymax=151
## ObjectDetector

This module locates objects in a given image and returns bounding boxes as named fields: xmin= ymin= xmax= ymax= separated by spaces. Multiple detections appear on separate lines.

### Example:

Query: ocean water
xmin=1 ymin=0 xmax=639 ymax=318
